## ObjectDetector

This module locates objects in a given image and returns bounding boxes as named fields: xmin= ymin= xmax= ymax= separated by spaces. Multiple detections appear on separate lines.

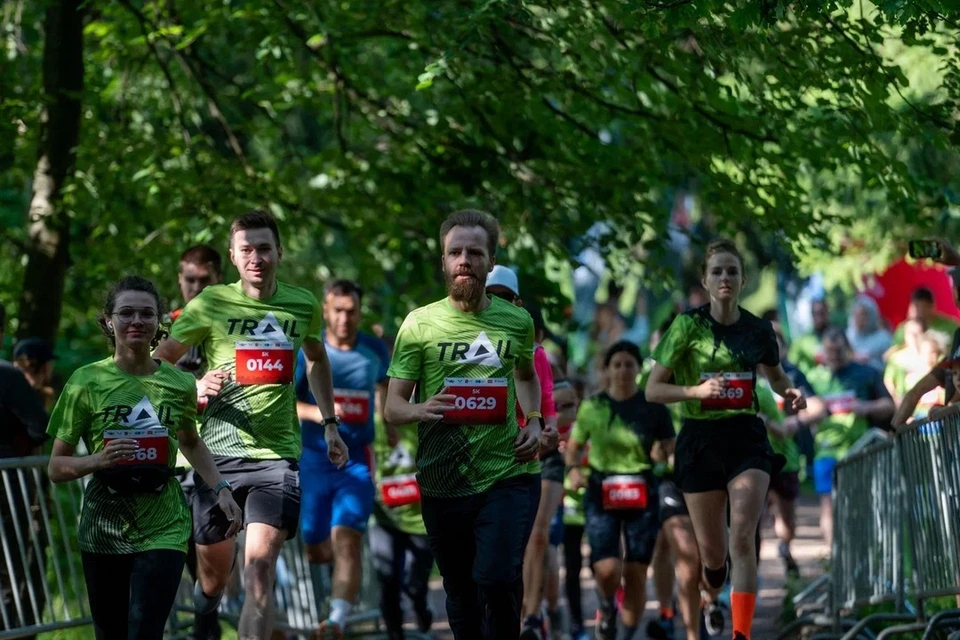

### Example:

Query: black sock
xmin=703 ymin=562 xmax=728 ymax=590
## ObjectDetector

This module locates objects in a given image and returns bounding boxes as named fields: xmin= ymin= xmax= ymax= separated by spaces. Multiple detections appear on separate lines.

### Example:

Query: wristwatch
xmin=213 ymin=479 xmax=232 ymax=495
xmin=320 ymin=416 xmax=341 ymax=428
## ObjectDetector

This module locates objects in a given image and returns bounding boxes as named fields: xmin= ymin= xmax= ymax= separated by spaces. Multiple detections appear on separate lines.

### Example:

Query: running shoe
xmin=520 ymin=614 xmax=547 ymax=640
xmin=645 ymin=614 xmax=675 ymax=639
xmin=596 ymin=606 xmax=617 ymax=640
xmin=703 ymin=602 xmax=725 ymax=636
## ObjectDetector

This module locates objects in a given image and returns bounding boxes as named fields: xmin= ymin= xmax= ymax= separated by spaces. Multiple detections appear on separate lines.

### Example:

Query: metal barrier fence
xmin=779 ymin=410 xmax=960 ymax=640
xmin=0 ymin=456 xmax=90 ymax=640
xmin=0 ymin=457 xmax=430 ymax=639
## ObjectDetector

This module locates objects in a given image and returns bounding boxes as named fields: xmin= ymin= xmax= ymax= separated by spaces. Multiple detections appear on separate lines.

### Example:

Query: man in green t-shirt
xmin=155 ymin=210 xmax=348 ymax=640
xmin=383 ymin=210 xmax=545 ymax=640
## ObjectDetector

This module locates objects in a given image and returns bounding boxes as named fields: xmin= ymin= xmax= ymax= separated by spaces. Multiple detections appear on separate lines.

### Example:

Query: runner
xmin=541 ymin=379 xmax=580 ymax=640
xmin=804 ymin=327 xmax=894 ymax=546
xmin=369 ymin=381 xmax=435 ymax=640
xmin=295 ymin=279 xmax=389 ymax=639
xmin=167 ymin=243 xmax=225 ymax=640
xmin=46 ymin=276 xmax=242 ymax=640
xmin=383 ymin=209 xmax=544 ymax=640
xmin=485 ymin=267 xmax=561 ymax=640
xmin=559 ymin=380 xmax=589 ymax=640
xmin=565 ymin=341 xmax=676 ymax=640
xmin=646 ymin=238 xmax=807 ymax=640
xmin=641 ymin=317 xmax=712 ymax=640
xmin=154 ymin=210 xmax=348 ymax=640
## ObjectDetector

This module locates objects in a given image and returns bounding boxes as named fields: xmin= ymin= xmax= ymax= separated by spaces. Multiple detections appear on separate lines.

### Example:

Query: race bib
xmin=824 ymin=391 xmax=856 ymax=415
xmin=102 ymin=428 xmax=169 ymax=467
xmin=380 ymin=473 xmax=421 ymax=508
xmin=602 ymin=475 xmax=648 ymax=510
xmin=700 ymin=372 xmax=753 ymax=411
xmin=335 ymin=389 xmax=371 ymax=424
xmin=235 ymin=341 xmax=294 ymax=385
xmin=443 ymin=378 xmax=508 ymax=425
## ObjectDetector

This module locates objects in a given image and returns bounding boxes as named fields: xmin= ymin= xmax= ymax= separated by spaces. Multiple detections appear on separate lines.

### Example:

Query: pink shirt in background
xmin=519 ymin=344 xmax=556 ymax=428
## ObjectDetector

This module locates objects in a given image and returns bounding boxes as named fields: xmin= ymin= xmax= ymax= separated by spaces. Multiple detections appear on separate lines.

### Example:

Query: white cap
xmin=486 ymin=265 xmax=520 ymax=297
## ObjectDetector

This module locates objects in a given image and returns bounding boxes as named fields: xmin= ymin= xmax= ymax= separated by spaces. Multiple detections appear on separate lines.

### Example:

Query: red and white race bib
xmin=824 ymin=391 xmax=856 ymax=415
xmin=380 ymin=473 xmax=421 ymax=507
xmin=235 ymin=341 xmax=294 ymax=385
xmin=103 ymin=428 xmax=169 ymax=466
xmin=700 ymin=372 xmax=754 ymax=411
xmin=443 ymin=378 xmax=508 ymax=425
xmin=335 ymin=389 xmax=371 ymax=424
xmin=602 ymin=475 xmax=648 ymax=510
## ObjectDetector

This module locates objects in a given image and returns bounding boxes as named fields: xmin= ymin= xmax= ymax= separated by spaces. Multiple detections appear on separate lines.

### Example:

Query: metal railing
xmin=778 ymin=409 xmax=960 ymax=639
xmin=0 ymin=457 xmax=90 ymax=639
xmin=0 ymin=456 xmax=431 ymax=639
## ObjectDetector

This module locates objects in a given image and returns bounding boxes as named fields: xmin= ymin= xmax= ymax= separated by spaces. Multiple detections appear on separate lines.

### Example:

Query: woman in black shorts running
xmin=646 ymin=239 xmax=806 ymax=640
xmin=566 ymin=341 xmax=675 ymax=640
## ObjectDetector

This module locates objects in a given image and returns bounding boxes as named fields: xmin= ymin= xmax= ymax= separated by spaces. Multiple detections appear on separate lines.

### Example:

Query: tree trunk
xmin=16 ymin=0 xmax=84 ymax=342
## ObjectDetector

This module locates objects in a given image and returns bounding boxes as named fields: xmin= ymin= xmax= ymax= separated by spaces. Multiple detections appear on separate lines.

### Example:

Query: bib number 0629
xmin=453 ymin=396 xmax=497 ymax=411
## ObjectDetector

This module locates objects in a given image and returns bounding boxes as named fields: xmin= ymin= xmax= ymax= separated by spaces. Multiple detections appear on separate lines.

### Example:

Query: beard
xmin=444 ymin=268 xmax=486 ymax=303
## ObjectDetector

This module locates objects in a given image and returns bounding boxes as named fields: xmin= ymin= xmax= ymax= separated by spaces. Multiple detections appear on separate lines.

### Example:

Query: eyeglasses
xmin=113 ymin=308 xmax=158 ymax=323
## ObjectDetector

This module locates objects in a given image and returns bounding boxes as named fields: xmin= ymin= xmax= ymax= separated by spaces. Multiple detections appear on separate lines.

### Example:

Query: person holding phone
xmin=46 ymin=276 xmax=242 ymax=640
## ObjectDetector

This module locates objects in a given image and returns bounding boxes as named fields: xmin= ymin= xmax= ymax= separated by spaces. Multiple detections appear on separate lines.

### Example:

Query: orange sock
xmin=731 ymin=591 xmax=757 ymax=639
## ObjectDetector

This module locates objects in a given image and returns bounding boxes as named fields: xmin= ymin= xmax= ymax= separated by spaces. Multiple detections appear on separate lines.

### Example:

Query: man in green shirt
xmin=155 ymin=210 xmax=348 ymax=640
xmin=383 ymin=210 xmax=545 ymax=640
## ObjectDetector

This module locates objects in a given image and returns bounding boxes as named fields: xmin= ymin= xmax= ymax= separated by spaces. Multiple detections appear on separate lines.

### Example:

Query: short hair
xmin=821 ymin=326 xmax=850 ymax=348
xmin=701 ymin=237 xmax=745 ymax=275
xmin=230 ymin=209 xmax=281 ymax=248
xmin=439 ymin=209 xmax=499 ymax=257
xmin=912 ymin=286 xmax=934 ymax=304
xmin=761 ymin=308 xmax=779 ymax=322
xmin=324 ymin=279 xmax=364 ymax=302
xmin=179 ymin=244 xmax=222 ymax=273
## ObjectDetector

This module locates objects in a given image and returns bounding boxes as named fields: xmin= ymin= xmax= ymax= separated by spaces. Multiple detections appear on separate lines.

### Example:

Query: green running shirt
xmin=46 ymin=358 xmax=194 ymax=554
xmin=169 ymin=281 xmax=323 ymax=460
xmin=387 ymin=296 xmax=538 ymax=498
xmin=652 ymin=306 xmax=779 ymax=421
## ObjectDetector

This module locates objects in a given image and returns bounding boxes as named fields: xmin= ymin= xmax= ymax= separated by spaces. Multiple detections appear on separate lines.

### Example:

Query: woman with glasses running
xmin=47 ymin=276 xmax=242 ymax=640
xmin=646 ymin=239 xmax=806 ymax=640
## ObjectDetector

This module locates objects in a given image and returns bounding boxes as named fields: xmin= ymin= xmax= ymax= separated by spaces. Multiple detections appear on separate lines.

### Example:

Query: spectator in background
xmin=890 ymin=286 xmax=959 ymax=349
xmin=0 ymin=305 xmax=51 ymax=639
xmin=12 ymin=338 xmax=57 ymax=412
xmin=884 ymin=318 xmax=928 ymax=402
xmin=847 ymin=295 xmax=891 ymax=372
xmin=805 ymin=327 xmax=895 ymax=545
xmin=789 ymin=299 xmax=831 ymax=374
xmin=911 ymin=334 xmax=946 ymax=420
xmin=893 ymin=242 xmax=960 ymax=426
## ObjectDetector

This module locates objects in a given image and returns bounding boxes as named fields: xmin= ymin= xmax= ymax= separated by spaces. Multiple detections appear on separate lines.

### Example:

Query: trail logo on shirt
xmin=226 ymin=312 xmax=301 ymax=339
xmin=437 ymin=331 xmax=507 ymax=368
xmin=98 ymin=396 xmax=174 ymax=426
